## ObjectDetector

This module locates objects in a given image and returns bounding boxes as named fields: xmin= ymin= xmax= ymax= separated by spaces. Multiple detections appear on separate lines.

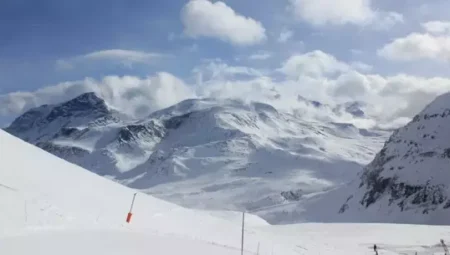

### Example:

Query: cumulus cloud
xmin=0 ymin=73 xmax=195 ymax=119
xmin=378 ymin=33 xmax=450 ymax=62
xmin=2 ymin=51 xmax=450 ymax=130
xmin=278 ymin=29 xmax=294 ymax=43
xmin=332 ymin=71 xmax=372 ymax=99
xmin=248 ymin=51 xmax=272 ymax=60
xmin=193 ymin=59 xmax=265 ymax=84
xmin=350 ymin=61 xmax=373 ymax=72
xmin=56 ymin=49 xmax=169 ymax=69
xmin=273 ymin=51 xmax=450 ymax=125
xmin=278 ymin=50 xmax=349 ymax=78
xmin=195 ymin=64 xmax=450 ymax=128
xmin=181 ymin=0 xmax=266 ymax=46
xmin=378 ymin=20 xmax=450 ymax=62
xmin=422 ymin=21 xmax=450 ymax=34
xmin=289 ymin=0 xmax=403 ymax=29
xmin=372 ymin=12 xmax=404 ymax=30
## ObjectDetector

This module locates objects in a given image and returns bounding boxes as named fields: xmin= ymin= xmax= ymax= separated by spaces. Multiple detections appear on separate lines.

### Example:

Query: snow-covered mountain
xmin=4 ymin=92 xmax=390 ymax=223
xmin=337 ymin=91 xmax=450 ymax=224
xmin=297 ymin=95 xmax=367 ymax=118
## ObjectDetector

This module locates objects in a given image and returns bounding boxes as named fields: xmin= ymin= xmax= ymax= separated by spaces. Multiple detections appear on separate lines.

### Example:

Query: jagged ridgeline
xmin=340 ymin=92 xmax=450 ymax=219
xmin=4 ymin=92 xmax=388 ymax=224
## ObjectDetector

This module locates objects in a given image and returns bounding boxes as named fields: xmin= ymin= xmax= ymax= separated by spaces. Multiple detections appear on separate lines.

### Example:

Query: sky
xmin=1 ymin=0 xmax=450 ymax=127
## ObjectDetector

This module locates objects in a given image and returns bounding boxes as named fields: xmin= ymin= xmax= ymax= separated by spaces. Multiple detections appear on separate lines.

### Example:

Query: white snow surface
xmin=3 ymin=129 xmax=450 ymax=255
xmin=4 ymin=94 xmax=390 ymax=224
xmin=0 ymin=129 xmax=292 ymax=255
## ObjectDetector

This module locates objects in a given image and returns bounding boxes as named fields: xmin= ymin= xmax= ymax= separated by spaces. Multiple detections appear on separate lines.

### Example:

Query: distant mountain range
xmin=4 ymin=92 xmax=392 ymax=223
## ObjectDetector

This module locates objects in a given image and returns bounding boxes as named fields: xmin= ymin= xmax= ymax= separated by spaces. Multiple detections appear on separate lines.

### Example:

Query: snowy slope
xmin=4 ymin=92 xmax=390 ymax=224
xmin=3 ymin=129 xmax=450 ymax=255
xmin=336 ymin=91 xmax=450 ymax=224
xmin=0 ymin=129 xmax=298 ymax=255
xmin=262 ymin=223 xmax=450 ymax=255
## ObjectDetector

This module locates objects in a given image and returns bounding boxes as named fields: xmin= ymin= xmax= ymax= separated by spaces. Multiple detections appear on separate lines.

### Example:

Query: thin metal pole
xmin=241 ymin=211 xmax=245 ymax=255
xmin=129 ymin=193 xmax=137 ymax=213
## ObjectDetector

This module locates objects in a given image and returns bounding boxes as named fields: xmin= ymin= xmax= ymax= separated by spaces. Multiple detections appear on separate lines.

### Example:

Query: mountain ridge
xmin=4 ymin=92 xmax=389 ymax=223
xmin=336 ymin=91 xmax=450 ymax=224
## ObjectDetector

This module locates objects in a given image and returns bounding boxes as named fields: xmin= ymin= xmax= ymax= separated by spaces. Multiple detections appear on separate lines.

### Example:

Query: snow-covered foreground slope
xmin=262 ymin=223 xmax=450 ymax=255
xmin=0 ymin=130 xmax=292 ymax=255
xmin=1 ymin=231 xmax=251 ymax=255
xmin=4 ymin=93 xmax=390 ymax=223
xmin=3 ymin=129 xmax=450 ymax=255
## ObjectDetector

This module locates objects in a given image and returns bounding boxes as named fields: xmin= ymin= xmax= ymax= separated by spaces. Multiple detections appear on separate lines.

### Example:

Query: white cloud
xmin=378 ymin=33 xmax=450 ymax=62
xmin=278 ymin=29 xmax=294 ymax=43
xmin=289 ymin=0 xmax=403 ymax=28
xmin=248 ymin=51 xmax=272 ymax=60
xmin=278 ymin=50 xmax=349 ymax=78
xmin=187 ymin=44 xmax=199 ymax=53
xmin=56 ymin=49 xmax=168 ymax=69
xmin=83 ymin=50 xmax=165 ymax=63
xmin=350 ymin=49 xmax=363 ymax=55
xmin=0 ymin=73 xmax=194 ymax=119
xmin=273 ymin=51 xmax=450 ymax=125
xmin=3 ymin=51 xmax=450 ymax=131
xmin=422 ymin=21 xmax=450 ymax=34
xmin=332 ymin=71 xmax=373 ymax=99
xmin=181 ymin=0 xmax=266 ymax=46
xmin=195 ymin=63 xmax=450 ymax=128
xmin=193 ymin=59 xmax=265 ymax=84
xmin=289 ymin=0 xmax=373 ymax=26
xmin=372 ymin=12 xmax=404 ymax=30
xmin=350 ymin=61 xmax=373 ymax=72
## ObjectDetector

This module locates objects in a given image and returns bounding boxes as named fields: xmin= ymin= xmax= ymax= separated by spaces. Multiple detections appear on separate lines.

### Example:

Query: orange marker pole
xmin=126 ymin=212 xmax=133 ymax=223
xmin=126 ymin=193 xmax=137 ymax=223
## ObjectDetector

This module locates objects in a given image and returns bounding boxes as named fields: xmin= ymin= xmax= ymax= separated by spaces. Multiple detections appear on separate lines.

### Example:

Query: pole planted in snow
xmin=441 ymin=239 xmax=449 ymax=255
xmin=241 ymin=211 xmax=245 ymax=255
xmin=126 ymin=193 xmax=137 ymax=223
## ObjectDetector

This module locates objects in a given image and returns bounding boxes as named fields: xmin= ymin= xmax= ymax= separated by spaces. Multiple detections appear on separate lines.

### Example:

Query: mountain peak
xmin=59 ymin=92 xmax=107 ymax=111
xmin=420 ymin=92 xmax=450 ymax=116
xmin=5 ymin=92 xmax=113 ymax=141
xmin=44 ymin=92 xmax=109 ymax=122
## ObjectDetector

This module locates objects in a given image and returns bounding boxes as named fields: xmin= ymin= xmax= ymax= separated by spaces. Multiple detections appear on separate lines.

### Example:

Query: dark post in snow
xmin=126 ymin=193 xmax=137 ymax=223
xmin=441 ymin=239 xmax=449 ymax=255
xmin=241 ymin=211 xmax=245 ymax=255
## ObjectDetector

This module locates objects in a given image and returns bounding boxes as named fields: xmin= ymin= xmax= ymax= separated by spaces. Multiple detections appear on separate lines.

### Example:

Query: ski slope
xmin=2 ymin=129 xmax=450 ymax=255
xmin=0 ymin=129 xmax=293 ymax=255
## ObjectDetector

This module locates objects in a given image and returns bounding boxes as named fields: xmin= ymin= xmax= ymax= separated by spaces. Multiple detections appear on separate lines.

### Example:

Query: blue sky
xmin=1 ymin=0 xmax=450 ymax=127
xmin=0 ymin=0 xmax=419 ymax=91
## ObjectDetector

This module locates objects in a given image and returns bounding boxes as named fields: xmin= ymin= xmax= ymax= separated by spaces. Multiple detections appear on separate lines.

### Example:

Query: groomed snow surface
xmin=1 ymin=130 xmax=450 ymax=255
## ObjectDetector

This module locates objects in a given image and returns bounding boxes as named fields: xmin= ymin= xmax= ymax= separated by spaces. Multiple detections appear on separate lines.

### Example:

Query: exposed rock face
xmin=340 ymin=92 xmax=450 ymax=218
